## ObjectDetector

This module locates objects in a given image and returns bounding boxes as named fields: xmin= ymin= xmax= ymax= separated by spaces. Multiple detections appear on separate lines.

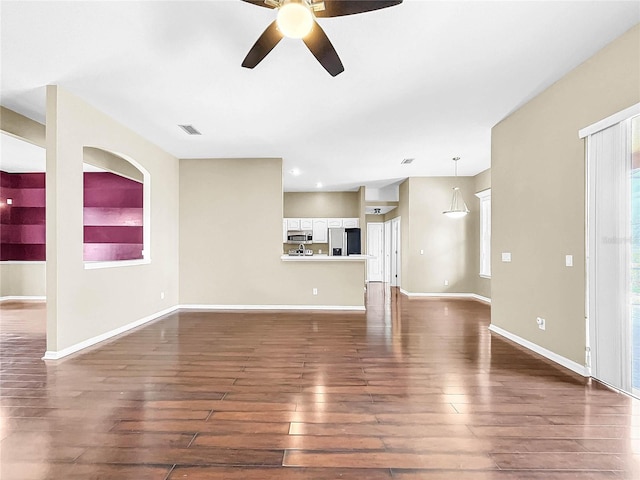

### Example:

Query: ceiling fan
xmin=241 ymin=0 xmax=403 ymax=77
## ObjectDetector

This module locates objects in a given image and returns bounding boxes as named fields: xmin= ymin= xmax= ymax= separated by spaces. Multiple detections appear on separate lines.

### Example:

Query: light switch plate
xmin=565 ymin=255 xmax=573 ymax=267
xmin=501 ymin=252 xmax=512 ymax=262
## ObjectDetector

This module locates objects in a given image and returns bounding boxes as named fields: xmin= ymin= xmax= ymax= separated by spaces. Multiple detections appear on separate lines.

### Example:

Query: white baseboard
xmin=488 ymin=324 xmax=589 ymax=377
xmin=178 ymin=304 xmax=366 ymax=312
xmin=0 ymin=295 xmax=46 ymax=303
xmin=399 ymin=290 xmax=491 ymax=304
xmin=42 ymin=305 xmax=179 ymax=361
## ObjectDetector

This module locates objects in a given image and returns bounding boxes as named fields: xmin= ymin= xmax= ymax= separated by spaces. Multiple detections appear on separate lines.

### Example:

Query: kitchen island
xmin=280 ymin=254 xmax=373 ymax=262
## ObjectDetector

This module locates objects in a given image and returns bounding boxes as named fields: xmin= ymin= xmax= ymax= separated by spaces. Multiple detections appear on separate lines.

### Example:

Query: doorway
xmin=384 ymin=217 xmax=401 ymax=288
xmin=367 ymin=222 xmax=384 ymax=282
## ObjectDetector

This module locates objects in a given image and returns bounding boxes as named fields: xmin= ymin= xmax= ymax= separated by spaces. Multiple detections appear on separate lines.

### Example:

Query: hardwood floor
xmin=1 ymin=287 xmax=639 ymax=479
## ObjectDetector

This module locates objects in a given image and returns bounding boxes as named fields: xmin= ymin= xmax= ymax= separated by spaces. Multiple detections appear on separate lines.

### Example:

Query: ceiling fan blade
xmin=240 ymin=0 xmax=275 ymax=9
xmin=242 ymin=21 xmax=284 ymax=69
xmin=315 ymin=0 xmax=402 ymax=18
xmin=303 ymin=22 xmax=344 ymax=76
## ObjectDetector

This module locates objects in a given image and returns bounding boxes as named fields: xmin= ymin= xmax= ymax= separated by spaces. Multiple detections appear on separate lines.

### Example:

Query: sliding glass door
xmin=588 ymin=111 xmax=638 ymax=397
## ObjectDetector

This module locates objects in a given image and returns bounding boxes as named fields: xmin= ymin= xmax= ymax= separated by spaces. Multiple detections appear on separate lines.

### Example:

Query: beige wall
xmin=179 ymin=158 xmax=365 ymax=307
xmin=397 ymin=179 xmax=410 ymax=288
xmin=1 ymin=106 xmax=45 ymax=148
xmin=84 ymin=147 xmax=144 ymax=182
xmin=46 ymin=86 xmax=180 ymax=353
xmin=384 ymin=174 xmax=490 ymax=298
xmin=403 ymin=177 xmax=479 ymax=294
xmin=284 ymin=192 xmax=360 ymax=218
xmin=491 ymin=24 xmax=640 ymax=365
xmin=358 ymin=186 xmax=366 ymax=249
xmin=475 ymin=168 xmax=491 ymax=193
xmin=0 ymin=263 xmax=46 ymax=298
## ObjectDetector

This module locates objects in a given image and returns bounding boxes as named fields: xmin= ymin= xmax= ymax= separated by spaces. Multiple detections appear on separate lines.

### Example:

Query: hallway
xmin=1 ymin=287 xmax=639 ymax=479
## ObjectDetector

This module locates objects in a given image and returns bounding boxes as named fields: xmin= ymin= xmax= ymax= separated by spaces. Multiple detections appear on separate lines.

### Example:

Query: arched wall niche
xmin=82 ymin=146 xmax=150 ymax=265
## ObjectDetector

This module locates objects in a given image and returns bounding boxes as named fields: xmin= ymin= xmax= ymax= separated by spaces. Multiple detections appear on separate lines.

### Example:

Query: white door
xmin=390 ymin=217 xmax=401 ymax=287
xmin=367 ymin=223 xmax=384 ymax=282
xmin=384 ymin=220 xmax=392 ymax=283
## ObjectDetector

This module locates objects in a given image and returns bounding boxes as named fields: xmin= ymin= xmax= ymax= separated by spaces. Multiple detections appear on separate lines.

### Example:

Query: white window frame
xmin=475 ymin=189 xmax=491 ymax=278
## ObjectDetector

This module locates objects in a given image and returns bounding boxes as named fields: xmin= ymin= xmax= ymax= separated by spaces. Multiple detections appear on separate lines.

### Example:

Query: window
xmin=476 ymin=189 xmax=491 ymax=278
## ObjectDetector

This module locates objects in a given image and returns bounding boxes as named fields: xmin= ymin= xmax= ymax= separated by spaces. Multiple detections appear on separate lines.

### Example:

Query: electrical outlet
xmin=502 ymin=252 xmax=512 ymax=262
xmin=536 ymin=317 xmax=546 ymax=330
xmin=160 ymin=291 xmax=165 ymax=300
xmin=444 ymin=280 xmax=449 ymax=286
xmin=312 ymin=288 xmax=318 ymax=295
xmin=420 ymin=249 xmax=424 ymax=255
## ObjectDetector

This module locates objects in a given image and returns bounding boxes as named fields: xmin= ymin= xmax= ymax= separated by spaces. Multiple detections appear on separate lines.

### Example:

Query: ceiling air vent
xmin=401 ymin=158 xmax=414 ymax=165
xmin=178 ymin=124 xmax=202 ymax=135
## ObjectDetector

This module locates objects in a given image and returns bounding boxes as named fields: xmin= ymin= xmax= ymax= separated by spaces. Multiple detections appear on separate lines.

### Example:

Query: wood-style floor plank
xmin=1 ymin=287 xmax=639 ymax=479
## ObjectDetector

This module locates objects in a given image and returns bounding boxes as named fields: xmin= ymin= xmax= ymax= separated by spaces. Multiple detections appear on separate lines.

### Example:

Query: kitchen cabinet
xmin=286 ymin=218 xmax=301 ymax=230
xmin=343 ymin=218 xmax=360 ymax=228
xmin=312 ymin=218 xmax=328 ymax=243
xmin=300 ymin=218 xmax=313 ymax=230
xmin=284 ymin=217 xmax=359 ymax=244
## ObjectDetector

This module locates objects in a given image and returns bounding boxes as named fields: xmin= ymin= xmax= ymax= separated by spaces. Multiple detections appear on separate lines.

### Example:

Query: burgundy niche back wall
xmin=83 ymin=172 xmax=143 ymax=261
xmin=0 ymin=171 xmax=46 ymax=261
xmin=1 ymin=171 xmax=143 ymax=262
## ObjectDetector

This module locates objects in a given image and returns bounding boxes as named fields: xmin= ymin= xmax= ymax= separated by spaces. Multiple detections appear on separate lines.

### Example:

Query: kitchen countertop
xmin=280 ymin=254 xmax=374 ymax=262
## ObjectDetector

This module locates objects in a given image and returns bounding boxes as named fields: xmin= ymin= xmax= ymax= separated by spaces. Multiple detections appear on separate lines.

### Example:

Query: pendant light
xmin=443 ymin=157 xmax=469 ymax=219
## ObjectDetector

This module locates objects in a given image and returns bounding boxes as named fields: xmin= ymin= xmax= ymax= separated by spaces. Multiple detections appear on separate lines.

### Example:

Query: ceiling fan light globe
xmin=277 ymin=2 xmax=314 ymax=38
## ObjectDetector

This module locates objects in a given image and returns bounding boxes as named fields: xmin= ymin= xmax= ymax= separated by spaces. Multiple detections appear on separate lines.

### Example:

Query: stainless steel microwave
xmin=287 ymin=230 xmax=313 ymax=244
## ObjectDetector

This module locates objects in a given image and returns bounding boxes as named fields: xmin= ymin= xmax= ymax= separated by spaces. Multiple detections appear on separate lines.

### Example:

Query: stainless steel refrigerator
xmin=328 ymin=228 xmax=361 ymax=256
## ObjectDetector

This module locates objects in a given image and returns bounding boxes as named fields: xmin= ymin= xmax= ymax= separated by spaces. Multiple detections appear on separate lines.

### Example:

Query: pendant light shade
xmin=443 ymin=157 xmax=469 ymax=218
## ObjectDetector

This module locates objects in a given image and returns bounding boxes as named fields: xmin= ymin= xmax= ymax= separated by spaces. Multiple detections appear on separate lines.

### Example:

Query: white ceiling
xmin=0 ymin=132 xmax=46 ymax=172
xmin=1 ymin=0 xmax=638 ymax=191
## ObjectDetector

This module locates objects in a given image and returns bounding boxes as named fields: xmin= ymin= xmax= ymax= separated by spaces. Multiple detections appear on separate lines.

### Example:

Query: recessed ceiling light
xmin=6 ymin=198 xmax=13 ymax=205
xmin=289 ymin=168 xmax=301 ymax=176
xmin=401 ymin=158 xmax=414 ymax=165
xmin=316 ymin=182 xmax=323 ymax=188
xmin=178 ymin=124 xmax=201 ymax=135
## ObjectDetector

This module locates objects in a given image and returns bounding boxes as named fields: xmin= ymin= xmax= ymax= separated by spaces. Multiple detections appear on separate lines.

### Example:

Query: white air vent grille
xmin=178 ymin=124 xmax=202 ymax=135
xmin=401 ymin=158 xmax=414 ymax=164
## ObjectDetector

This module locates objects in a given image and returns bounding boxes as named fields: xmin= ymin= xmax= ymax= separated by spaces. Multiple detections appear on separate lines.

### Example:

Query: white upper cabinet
xmin=284 ymin=217 xmax=359 ymax=243
xmin=286 ymin=218 xmax=301 ymax=230
xmin=300 ymin=218 xmax=313 ymax=230
xmin=312 ymin=218 xmax=328 ymax=243
xmin=343 ymin=218 xmax=360 ymax=228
